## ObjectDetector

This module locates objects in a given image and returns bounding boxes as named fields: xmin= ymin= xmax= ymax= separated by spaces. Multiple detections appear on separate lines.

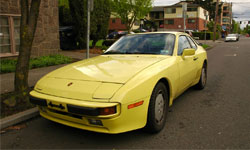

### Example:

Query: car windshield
xmin=104 ymin=33 xmax=176 ymax=55
xmin=228 ymin=34 xmax=237 ymax=37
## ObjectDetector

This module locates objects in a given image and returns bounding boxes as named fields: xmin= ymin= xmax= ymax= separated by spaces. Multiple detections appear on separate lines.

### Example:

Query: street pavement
xmin=1 ymin=37 xmax=250 ymax=149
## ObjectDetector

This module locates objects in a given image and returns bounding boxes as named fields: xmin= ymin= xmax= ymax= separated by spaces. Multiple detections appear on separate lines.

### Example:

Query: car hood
xmin=35 ymin=55 xmax=167 ymax=101
xmin=47 ymin=55 xmax=167 ymax=84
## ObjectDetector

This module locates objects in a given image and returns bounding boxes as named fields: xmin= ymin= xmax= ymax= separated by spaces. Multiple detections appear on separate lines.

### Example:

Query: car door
xmin=186 ymin=36 xmax=200 ymax=74
xmin=177 ymin=35 xmax=197 ymax=94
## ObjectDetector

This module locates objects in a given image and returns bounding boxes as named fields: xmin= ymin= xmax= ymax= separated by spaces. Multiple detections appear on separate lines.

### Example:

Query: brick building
xmin=149 ymin=1 xmax=209 ymax=31
xmin=0 ymin=0 xmax=60 ymax=58
xmin=220 ymin=2 xmax=232 ymax=34
xmin=108 ymin=14 xmax=140 ymax=33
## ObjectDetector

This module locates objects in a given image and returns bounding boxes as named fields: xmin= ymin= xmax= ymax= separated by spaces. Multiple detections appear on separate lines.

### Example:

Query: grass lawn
xmin=202 ymin=44 xmax=211 ymax=49
xmin=0 ymin=54 xmax=73 ymax=74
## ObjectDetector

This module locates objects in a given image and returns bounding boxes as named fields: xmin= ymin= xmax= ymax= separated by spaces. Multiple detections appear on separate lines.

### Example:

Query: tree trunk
xmin=14 ymin=0 xmax=41 ymax=103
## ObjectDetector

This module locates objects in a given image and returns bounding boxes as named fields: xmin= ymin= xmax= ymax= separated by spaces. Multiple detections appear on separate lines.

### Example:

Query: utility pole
xmin=213 ymin=0 xmax=219 ymax=42
xmin=182 ymin=2 xmax=187 ymax=32
xmin=229 ymin=2 xmax=233 ymax=33
xmin=86 ymin=0 xmax=94 ymax=59
xmin=204 ymin=10 xmax=208 ymax=44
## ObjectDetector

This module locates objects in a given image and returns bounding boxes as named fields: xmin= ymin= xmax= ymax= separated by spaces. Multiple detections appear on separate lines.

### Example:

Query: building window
xmin=222 ymin=18 xmax=229 ymax=23
xmin=150 ymin=12 xmax=154 ymax=18
xmin=112 ymin=19 xmax=116 ymax=23
xmin=0 ymin=15 xmax=20 ymax=56
xmin=187 ymin=7 xmax=197 ymax=12
xmin=13 ymin=17 xmax=20 ymax=52
xmin=155 ymin=12 xmax=160 ymax=19
xmin=223 ymin=6 xmax=228 ymax=11
xmin=165 ymin=19 xmax=174 ymax=25
xmin=223 ymin=12 xmax=229 ymax=17
xmin=166 ymin=8 xmax=176 ymax=14
xmin=188 ymin=19 xmax=196 ymax=23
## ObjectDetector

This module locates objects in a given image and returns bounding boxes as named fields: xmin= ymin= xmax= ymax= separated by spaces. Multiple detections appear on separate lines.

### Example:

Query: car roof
xmin=129 ymin=31 xmax=188 ymax=36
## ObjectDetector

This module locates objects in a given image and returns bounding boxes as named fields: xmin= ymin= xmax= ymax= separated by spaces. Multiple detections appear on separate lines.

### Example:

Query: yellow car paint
xmin=30 ymin=32 xmax=207 ymax=134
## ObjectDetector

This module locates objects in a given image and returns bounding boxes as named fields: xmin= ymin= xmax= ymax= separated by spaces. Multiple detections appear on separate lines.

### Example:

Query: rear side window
xmin=187 ymin=36 xmax=197 ymax=50
xmin=178 ymin=36 xmax=191 ymax=55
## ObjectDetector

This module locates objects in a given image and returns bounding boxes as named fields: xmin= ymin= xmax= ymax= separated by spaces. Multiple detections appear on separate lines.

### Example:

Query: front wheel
xmin=145 ymin=82 xmax=168 ymax=133
xmin=195 ymin=63 xmax=207 ymax=90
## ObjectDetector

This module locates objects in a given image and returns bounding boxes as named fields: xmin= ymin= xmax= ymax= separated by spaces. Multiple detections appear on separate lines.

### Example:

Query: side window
xmin=178 ymin=36 xmax=191 ymax=55
xmin=187 ymin=36 xmax=197 ymax=50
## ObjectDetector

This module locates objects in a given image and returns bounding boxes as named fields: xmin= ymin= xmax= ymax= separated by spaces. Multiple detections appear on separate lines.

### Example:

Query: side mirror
xmin=182 ymin=48 xmax=195 ymax=59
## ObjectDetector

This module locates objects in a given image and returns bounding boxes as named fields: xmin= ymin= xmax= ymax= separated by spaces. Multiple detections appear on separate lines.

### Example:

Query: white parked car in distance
xmin=225 ymin=34 xmax=239 ymax=42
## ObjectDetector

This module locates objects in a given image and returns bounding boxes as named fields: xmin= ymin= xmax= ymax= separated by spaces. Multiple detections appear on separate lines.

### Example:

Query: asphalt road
xmin=1 ymin=37 xmax=250 ymax=149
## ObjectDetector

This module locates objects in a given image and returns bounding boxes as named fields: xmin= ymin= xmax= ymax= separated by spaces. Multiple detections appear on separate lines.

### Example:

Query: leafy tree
xmin=90 ymin=0 xmax=111 ymax=47
xmin=69 ymin=0 xmax=111 ymax=49
xmin=59 ymin=0 xmax=73 ymax=26
xmin=207 ymin=21 xmax=221 ymax=32
xmin=243 ymin=24 xmax=250 ymax=34
xmin=14 ymin=0 xmax=41 ymax=105
xmin=69 ymin=0 xmax=87 ymax=49
xmin=111 ymin=0 xmax=152 ymax=32
xmin=232 ymin=20 xmax=241 ymax=34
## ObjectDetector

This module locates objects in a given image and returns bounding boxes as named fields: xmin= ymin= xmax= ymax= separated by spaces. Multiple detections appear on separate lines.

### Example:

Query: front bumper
xmin=30 ymin=90 xmax=149 ymax=134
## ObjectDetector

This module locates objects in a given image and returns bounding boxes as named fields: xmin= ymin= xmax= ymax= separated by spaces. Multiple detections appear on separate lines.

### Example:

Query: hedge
xmin=192 ymin=32 xmax=219 ymax=40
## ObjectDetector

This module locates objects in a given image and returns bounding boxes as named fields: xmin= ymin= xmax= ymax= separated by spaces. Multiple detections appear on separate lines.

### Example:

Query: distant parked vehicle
xmin=225 ymin=34 xmax=239 ymax=42
xmin=179 ymin=30 xmax=193 ymax=37
xmin=107 ymin=31 xmax=134 ymax=39
xmin=246 ymin=34 xmax=249 ymax=37
xmin=59 ymin=26 xmax=78 ymax=50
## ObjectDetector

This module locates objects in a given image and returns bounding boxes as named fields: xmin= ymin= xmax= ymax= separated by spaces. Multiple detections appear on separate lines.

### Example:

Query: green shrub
xmin=132 ymin=29 xmax=140 ymax=33
xmin=0 ymin=54 xmax=72 ymax=74
xmin=95 ymin=40 xmax=104 ymax=48
xmin=89 ymin=39 xmax=104 ymax=48
xmin=193 ymin=32 xmax=219 ymax=40
xmin=101 ymin=45 xmax=109 ymax=50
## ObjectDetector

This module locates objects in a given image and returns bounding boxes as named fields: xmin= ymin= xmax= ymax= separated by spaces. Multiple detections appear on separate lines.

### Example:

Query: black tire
xmin=195 ymin=63 xmax=207 ymax=90
xmin=145 ymin=82 xmax=169 ymax=133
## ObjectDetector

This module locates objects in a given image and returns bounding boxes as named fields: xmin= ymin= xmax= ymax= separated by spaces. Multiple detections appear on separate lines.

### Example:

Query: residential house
xmin=148 ymin=7 xmax=164 ymax=30
xmin=108 ymin=13 xmax=140 ymax=33
xmin=149 ymin=1 xmax=209 ymax=31
xmin=220 ymin=2 xmax=232 ymax=34
xmin=0 ymin=0 xmax=59 ymax=58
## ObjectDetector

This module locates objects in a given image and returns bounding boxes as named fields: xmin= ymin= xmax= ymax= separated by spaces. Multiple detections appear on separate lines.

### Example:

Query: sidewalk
xmin=0 ymin=51 xmax=99 ymax=94
xmin=197 ymin=39 xmax=224 ymax=48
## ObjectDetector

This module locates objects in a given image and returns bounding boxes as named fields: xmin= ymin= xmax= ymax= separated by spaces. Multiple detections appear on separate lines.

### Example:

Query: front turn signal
xmin=128 ymin=101 xmax=144 ymax=109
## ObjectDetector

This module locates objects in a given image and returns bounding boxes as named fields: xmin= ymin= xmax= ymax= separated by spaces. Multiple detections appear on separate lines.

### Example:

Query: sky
xmin=153 ymin=0 xmax=250 ymax=28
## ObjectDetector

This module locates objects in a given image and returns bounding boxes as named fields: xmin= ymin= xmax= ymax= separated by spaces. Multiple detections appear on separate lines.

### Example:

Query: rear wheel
xmin=145 ymin=82 xmax=168 ymax=133
xmin=195 ymin=63 xmax=207 ymax=90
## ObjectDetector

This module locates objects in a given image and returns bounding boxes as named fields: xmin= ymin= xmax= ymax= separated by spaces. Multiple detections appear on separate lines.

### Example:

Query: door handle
xmin=193 ymin=57 xmax=198 ymax=61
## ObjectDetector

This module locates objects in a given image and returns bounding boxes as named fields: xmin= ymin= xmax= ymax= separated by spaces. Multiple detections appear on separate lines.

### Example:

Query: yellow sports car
xmin=30 ymin=32 xmax=207 ymax=134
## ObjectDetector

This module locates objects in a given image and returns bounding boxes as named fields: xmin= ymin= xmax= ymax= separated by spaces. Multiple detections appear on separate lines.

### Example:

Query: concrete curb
xmin=0 ymin=107 xmax=39 ymax=130
xmin=205 ymin=45 xmax=215 ymax=51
